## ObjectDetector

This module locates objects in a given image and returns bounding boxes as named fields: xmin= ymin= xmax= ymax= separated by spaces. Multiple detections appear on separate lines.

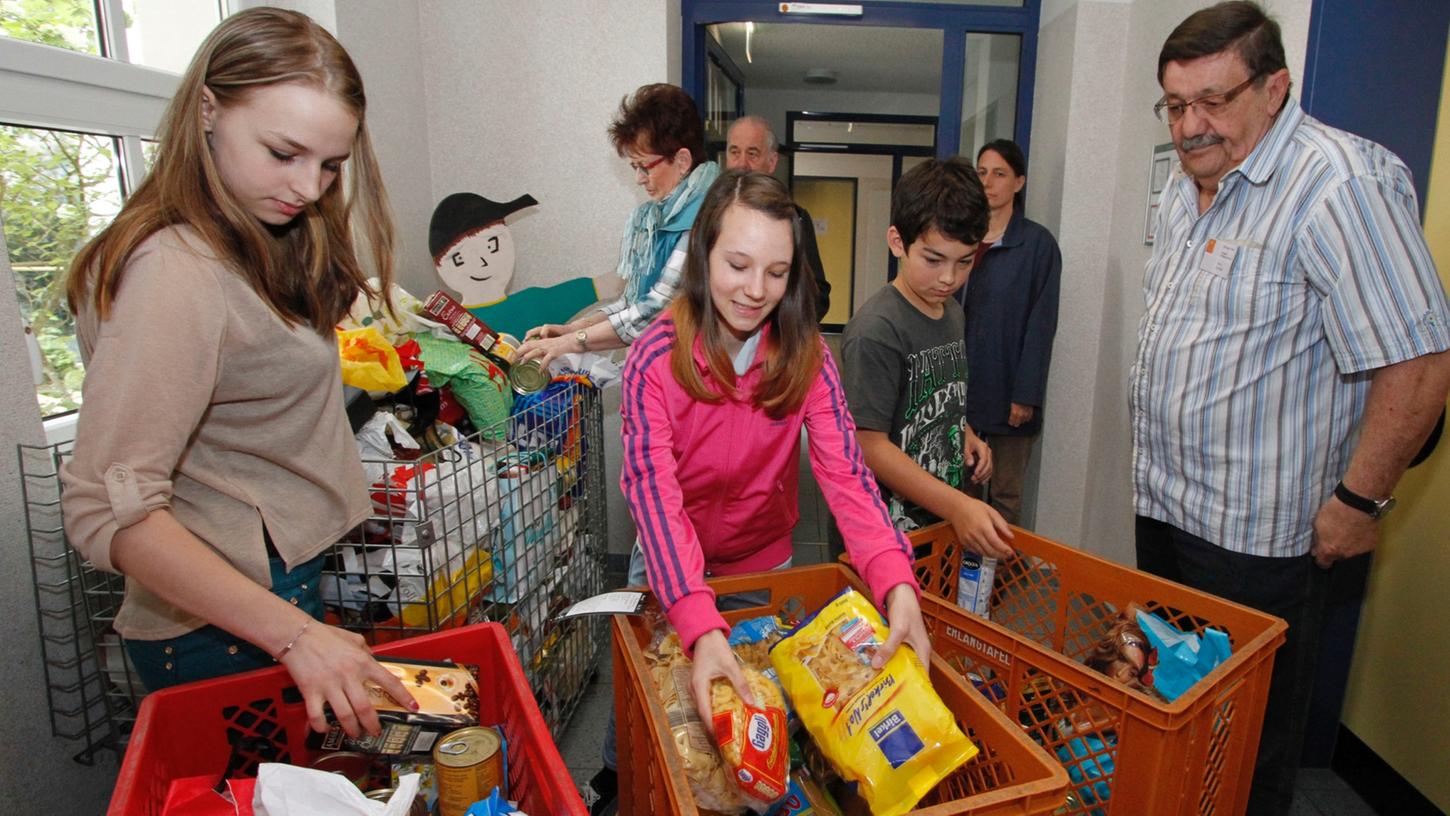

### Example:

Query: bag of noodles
xmin=769 ymin=589 xmax=976 ymax=816
xmin=710 ymin=669 xmax=789 ymax=811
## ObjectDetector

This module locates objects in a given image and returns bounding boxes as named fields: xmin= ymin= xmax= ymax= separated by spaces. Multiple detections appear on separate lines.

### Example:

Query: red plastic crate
xmin=110 ymin=622 xmax=585 ymax=815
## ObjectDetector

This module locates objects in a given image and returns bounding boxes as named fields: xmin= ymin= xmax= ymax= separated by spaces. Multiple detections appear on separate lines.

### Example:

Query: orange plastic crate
xmin=612 ymin=563 xmax=1070 ymax=815
xmin=905 ymin=522 xmax=1288 ymax=816
xmin=110 ymin=622 xmax=585 ymax=815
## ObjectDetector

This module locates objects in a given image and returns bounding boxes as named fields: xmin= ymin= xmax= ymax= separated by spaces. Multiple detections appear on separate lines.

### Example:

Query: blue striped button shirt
xmin=1131 ymin=100 xmax=1450 ymax=557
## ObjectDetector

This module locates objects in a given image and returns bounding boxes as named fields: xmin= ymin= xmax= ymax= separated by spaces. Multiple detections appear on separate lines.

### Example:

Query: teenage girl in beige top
xmin=60 ymin=7 xmax=415 ymax=737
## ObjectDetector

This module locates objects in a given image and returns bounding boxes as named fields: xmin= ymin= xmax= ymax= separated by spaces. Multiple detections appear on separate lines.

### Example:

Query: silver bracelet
xmin=274 ymin=619 xmax=311 ymax=662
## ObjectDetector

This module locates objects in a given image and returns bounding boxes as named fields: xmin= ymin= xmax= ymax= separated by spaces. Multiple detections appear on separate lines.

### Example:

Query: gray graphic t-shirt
xmin=841 ymin=285 xmax=968 ymax=531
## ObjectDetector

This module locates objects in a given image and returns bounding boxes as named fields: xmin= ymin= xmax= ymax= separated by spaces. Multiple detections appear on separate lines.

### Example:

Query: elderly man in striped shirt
xmin=1132 ymin=3 xmax=1450 ymax=814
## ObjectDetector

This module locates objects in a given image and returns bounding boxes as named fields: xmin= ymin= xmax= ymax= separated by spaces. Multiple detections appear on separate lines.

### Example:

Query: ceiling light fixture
xmin=803 ymin=68 xmax=837 ymax=85
xmin=745 ymin=22 xmax=755 ymax=64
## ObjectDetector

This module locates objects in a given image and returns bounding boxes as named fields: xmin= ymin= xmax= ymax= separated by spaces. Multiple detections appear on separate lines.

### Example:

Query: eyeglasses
xmin=628 ymin=155 xmax=668 ymax=177
xmin=1154 ymin=73 xmax=1262 ymax=123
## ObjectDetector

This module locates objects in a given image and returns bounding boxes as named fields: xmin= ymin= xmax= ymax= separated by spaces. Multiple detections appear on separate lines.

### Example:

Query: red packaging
xmin=711 ymin=673 xmax=789 ymax=810
xmin=422 ymin=291 xmax=501 ymax=356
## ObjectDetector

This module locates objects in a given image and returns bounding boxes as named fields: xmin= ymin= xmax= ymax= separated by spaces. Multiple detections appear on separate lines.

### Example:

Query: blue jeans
xmin=125 ymin=554 xmax=326 ymax=692
xmin=602 ymin=546 xmax=790 ymax=770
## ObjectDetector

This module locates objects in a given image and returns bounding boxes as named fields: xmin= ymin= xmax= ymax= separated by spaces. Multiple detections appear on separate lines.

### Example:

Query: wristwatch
xmin=1333 ymin=481 xmax=1397 ymax=520
xmin=574 ymin=329 xmax=588 ymax=351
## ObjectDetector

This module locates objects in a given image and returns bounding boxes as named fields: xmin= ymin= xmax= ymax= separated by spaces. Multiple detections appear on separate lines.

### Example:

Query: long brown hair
xmin=65 ymin=6 xmax=393 ymax=333
xmin=669 ymin=170 xmax=822 ymax=418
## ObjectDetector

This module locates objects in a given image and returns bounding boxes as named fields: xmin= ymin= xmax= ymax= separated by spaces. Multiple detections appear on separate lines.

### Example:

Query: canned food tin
xmin=509 ymin=358 xmax=548 ymax=395
xmin=365 ymin=788 xmax=429 ymax=816
xmin=309 ymin=751 xmax=374 ymax=790
xmin=433 ymin=726 xmax=505 ymax=816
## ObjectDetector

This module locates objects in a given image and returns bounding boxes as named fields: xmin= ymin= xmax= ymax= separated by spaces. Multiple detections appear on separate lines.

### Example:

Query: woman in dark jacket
xmin=958 ymin=139 xmax=1062 ymax=525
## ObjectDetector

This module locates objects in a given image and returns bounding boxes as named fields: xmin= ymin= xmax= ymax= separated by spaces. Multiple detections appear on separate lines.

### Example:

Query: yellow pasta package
xmin=770 ymin=589 xmax=977 ymax=816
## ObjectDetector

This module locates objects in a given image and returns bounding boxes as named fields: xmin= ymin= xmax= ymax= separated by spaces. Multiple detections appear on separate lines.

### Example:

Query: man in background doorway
xmin=725 ymin=115 xmax=832 ymax=322
xmin=1134 ymin=3 xmax=1450 ymax=814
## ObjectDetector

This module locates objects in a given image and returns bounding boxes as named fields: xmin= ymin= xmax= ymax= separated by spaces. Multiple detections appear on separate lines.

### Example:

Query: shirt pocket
xmin=1193 ymin=245 xmax=1303 ymax=323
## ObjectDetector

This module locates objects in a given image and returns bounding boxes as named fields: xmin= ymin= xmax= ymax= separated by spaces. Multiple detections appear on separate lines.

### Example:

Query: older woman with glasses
xmin=517 ymin=83 xmax=720 ymax=366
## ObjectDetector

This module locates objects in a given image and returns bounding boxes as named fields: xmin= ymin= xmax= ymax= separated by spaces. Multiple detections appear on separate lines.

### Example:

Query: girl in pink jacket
xmin=620 ymin=170 xmax=931 ymax=719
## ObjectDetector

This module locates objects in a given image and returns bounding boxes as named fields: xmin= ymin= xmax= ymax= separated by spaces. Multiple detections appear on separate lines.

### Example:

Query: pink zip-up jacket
xmin=621 ymin=316 xmax=918 ymax=654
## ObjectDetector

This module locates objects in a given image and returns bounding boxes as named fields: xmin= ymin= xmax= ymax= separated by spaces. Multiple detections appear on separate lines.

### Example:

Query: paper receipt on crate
xmin=556 ymin=591 xmax=647 ymax=620
xmin=770 ymin=588 xmax=977 ymax=816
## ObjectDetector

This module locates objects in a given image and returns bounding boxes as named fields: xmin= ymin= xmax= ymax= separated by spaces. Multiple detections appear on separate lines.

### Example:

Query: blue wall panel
xmin=1302 ymin=0 xmax=1450 ymax=207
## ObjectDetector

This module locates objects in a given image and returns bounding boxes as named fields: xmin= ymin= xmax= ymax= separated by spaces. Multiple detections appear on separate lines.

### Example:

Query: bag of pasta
xmin=710 ymin=670 xmax=789 ymax=811
xmin=770 ymin=588 xmax=977 ymax=816
xmin=644 ymin=631 xmax=748 ymax=813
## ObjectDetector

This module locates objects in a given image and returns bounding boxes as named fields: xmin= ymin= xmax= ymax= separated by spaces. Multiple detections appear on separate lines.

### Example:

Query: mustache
xmin=1179 ymin=133 xmax=1224 ymax=151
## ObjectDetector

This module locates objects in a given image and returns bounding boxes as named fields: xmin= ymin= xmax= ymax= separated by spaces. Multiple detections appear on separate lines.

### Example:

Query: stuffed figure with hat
xmin=430 ymin=192 xmax=609 ymax=339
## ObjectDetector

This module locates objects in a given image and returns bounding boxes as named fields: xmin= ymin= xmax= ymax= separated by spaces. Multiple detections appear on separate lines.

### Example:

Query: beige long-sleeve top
xmin=60 ymin=226 xmax=370 ymax=640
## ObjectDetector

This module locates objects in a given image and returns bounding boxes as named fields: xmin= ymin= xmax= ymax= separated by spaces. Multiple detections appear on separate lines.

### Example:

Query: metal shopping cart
xmin=22 ymin=377 xmax=609 ymax=765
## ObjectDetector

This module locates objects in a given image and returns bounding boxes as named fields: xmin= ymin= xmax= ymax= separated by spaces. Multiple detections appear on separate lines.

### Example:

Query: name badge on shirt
xmin=1200 ymin=238 xmax=1239 ymax=278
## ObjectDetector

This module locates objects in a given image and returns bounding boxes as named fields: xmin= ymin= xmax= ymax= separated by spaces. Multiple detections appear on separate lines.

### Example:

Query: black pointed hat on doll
xmin=429 ymin=192 xmax=538 ymax=258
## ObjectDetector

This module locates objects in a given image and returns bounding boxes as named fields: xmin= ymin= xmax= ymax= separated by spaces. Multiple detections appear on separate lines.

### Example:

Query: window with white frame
xmin=1 ymin=0 xmax=226 ymax=418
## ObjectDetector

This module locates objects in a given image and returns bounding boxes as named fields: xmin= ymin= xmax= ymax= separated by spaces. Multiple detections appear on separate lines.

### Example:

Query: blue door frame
xmin=680 ymin=0 xmax=1041 ymax=161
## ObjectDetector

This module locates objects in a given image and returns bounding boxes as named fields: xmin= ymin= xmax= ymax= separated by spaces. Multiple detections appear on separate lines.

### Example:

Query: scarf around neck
xmin=616 ymin=160 xmax=721 ymax=300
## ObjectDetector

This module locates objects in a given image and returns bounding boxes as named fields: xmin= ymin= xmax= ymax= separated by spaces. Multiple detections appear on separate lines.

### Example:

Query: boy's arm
xmin=857 ymin=429 xmax=1014 ymax=559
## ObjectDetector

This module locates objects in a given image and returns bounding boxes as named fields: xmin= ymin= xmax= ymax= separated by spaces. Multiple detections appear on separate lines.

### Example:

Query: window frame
xmin=1 ymin=0 xmax=219 ymax=430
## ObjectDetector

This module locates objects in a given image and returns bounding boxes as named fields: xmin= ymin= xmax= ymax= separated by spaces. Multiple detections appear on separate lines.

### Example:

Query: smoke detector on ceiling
xmin=803 ymin=68 xmax=838 ymax=85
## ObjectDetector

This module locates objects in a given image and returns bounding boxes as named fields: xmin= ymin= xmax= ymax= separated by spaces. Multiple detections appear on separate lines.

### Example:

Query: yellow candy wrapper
xmin=770 ymin=588 xmax=977 ymax=816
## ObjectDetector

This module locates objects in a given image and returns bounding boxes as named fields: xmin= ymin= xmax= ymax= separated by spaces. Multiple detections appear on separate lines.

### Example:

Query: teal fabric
xmin=615 ymin=161 xmax=720 ymax=300
xmin=467 ymin=277 xmax=599 ymax=340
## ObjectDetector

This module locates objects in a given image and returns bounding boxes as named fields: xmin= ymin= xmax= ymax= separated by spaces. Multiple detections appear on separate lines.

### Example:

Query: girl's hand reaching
xmin=875 ymin=583 xmax=932 ymax=670
xmin=278 ymin=620 xmax=418 ymax=738
xmin=688 ymin=629 xmax=753 ymax=729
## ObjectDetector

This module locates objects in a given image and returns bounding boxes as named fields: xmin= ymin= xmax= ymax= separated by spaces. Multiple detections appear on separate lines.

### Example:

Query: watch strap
xmin=1334 ymin=481 xmax=1391 ymax=518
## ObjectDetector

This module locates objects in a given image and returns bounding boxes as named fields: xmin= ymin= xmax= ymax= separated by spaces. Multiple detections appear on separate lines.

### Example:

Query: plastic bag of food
xmin=644 ymin=629 xmax=748 ymax=813
xmin=770 ymin=589 xmax=977 ymax=816
xmin=338 ymin=327 xmax=408 ymax=393
xmin=710 ymin=670 xmax=789 ymax=811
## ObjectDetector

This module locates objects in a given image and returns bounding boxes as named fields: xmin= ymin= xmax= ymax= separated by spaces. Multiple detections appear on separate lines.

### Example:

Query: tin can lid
xmin=433 ymin=725 xmax=502 ymax=767
xmin=509 ymin=360 xmax=548 ymax=395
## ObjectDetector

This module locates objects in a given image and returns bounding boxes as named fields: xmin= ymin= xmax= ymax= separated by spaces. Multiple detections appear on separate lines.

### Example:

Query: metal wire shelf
xmin=23 ymin=379 xmax=609 ymax=764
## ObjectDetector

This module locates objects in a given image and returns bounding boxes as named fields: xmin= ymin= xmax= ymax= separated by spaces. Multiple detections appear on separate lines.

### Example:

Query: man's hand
xmin=964 ymin=431 xmax=994 ymax=484
xmin=947 ymin=494 xmax=1015 ymax=560
xmin=1008 ymin=403 xmax=1035 ymax=428
xmin=1310 ymin=495 xmax=1380 ymax=569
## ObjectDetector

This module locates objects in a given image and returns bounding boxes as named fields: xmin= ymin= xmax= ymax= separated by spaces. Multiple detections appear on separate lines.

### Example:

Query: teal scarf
xmin=615 ymin=161 xmax=721 ymax=301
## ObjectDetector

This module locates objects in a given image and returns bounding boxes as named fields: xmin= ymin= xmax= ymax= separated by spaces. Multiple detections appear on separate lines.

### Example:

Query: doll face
xmin=436 ymin=222 xmax=515 ymax=305
xmin=1117 ymin=631 xmax=1157 ymax=686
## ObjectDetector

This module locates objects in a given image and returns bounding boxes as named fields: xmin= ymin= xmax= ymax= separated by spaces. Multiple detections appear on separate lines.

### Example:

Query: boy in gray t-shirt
xmin=840 ymin=157 xmax=1014 ymax=558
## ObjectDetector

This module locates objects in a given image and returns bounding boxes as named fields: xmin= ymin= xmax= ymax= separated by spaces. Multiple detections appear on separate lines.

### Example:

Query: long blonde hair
xmin=66 ymin=6 xmax=393 ymax=333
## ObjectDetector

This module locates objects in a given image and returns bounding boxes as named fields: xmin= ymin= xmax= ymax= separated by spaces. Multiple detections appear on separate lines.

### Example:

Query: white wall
xmin=333 ymin=1 xmax=433 ymax=293
xmin=416 ymin=1 xmax=678 ymax=293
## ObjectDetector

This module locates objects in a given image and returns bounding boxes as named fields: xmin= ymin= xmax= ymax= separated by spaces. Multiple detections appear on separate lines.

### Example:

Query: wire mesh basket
xmin=23 ymin=378 xmax=609 ymax=765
